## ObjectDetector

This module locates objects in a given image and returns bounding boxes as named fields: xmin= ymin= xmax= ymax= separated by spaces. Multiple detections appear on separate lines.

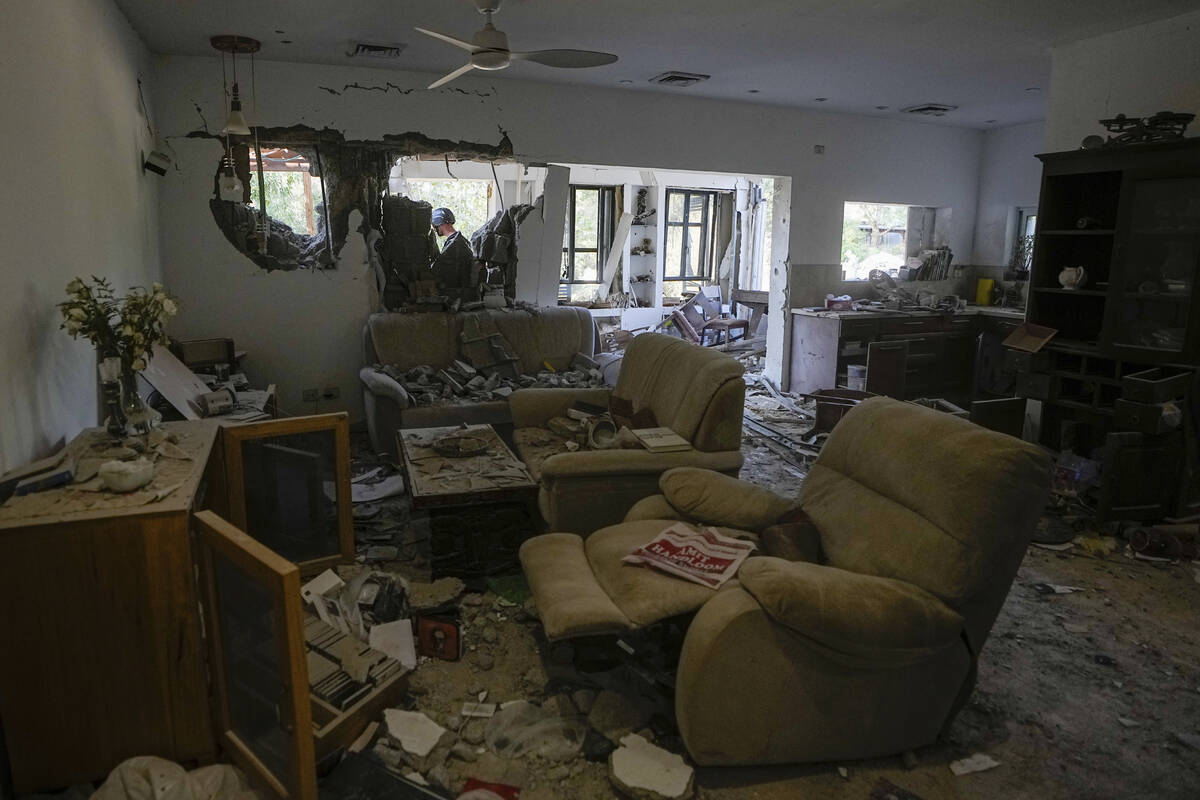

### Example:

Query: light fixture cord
xmin=491 ymin=162 xmax=505 ymax=211
xmin=220 ymin=52 xmax=232 ymax=173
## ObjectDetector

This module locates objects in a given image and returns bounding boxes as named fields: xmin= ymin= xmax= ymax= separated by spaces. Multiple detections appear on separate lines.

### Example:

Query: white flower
xmin=131 ymin=357 xmax=146 ymax=371
xmin=162 ymin=298 xmax=177 ymax=315
xmin=68 ymin=307 xmax=86 ymax=320
xmin=133 ymin=332 xmax=145 ymax=343
xmin=66 ymin=279 xmax=84 ymax=294
xmin=123 ymin=324 xmax=134 ymax=337
xmin=65 ymin=320 xmax=81 ymax=334
xmin=152 ymin=282 xmax=163 ymax=293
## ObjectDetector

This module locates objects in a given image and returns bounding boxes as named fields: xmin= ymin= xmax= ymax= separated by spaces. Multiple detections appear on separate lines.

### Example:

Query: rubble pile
xmin=371 ymin=359 xmax=606 ymax=407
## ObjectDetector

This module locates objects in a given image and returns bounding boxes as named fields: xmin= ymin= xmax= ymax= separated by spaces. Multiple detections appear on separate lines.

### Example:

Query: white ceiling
xmin=113 ymin=0 xmax=1197 ymax=128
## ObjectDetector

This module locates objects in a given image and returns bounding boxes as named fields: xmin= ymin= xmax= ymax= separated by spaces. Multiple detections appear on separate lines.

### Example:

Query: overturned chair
xmin=510 ymin=332 xmax=746 ymax=533
xmin=519 ymin=397 xmax=1051 ymax=766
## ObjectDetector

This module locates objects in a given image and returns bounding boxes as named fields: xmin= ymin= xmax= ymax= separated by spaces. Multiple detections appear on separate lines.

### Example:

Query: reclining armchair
xmin=519 ymin=397 xmax=1051 ymax=766
xmin=509 ymin=332 xmax=745 ymax=533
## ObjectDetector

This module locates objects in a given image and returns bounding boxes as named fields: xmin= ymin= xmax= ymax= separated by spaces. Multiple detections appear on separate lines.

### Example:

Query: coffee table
xmin=397 ymin=424 xmax=536 ymax=509
xmin=398 ymin=424 xmax=539 ymax=580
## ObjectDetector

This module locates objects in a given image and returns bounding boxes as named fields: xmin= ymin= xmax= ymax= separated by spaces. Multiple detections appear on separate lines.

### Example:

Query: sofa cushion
xmin=519 ymin=533 xmax=630 ymax=639
xmin=739 ymin=557 xmax=963 ymax=656
xmin=799 ymin=397 xmax=1051 ymax=607
xmin=585 ymin=521 xmax=753 ymax=627
xmin=613 ymin=334 xmax=743 ymax=444
xmin=659 ymin=468 xmax=797 ymax=530
xmin=512 ymin=427 xmax=570 ymax=482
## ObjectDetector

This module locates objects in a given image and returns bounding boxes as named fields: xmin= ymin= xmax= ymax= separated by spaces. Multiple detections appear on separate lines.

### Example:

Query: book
xmin=632 ymin=427 xmax=692 ymax=453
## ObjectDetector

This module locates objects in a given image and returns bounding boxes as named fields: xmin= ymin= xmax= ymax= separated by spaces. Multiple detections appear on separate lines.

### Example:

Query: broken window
xmin=840 ymin=202 xmax=910 ymax=280
xmin=396 ymin=177 xmax=492 ymax=241
xmin=663 ymin=189 xmax=720 ymax=299
xmin=248 ymin=148 xmax=319 ymax=235
xmin=560 ymin=185 xmax=616 ymax=303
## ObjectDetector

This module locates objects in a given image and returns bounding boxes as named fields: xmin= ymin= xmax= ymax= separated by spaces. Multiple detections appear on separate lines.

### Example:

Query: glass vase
xmin=120 ymin=369 xmax=156 ymax=436
xmin=97 ymin=356 xmax=126 ymax=439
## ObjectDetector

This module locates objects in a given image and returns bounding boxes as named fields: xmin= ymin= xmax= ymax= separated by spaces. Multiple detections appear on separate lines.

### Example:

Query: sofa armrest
xmin=359 ymin=366 xmax=411 ymax=408
xmin=509 ymin=387 xmax=612 ymax=428
xmin=623 ymin=494 xmax=687 ymax=523
xmin=538 ymin=448 xmax=742 ymax=480
xmin=658 ymin=467 xmax=796 ymax=530
xmin=738 ymin=557 xmax=963 ymax=656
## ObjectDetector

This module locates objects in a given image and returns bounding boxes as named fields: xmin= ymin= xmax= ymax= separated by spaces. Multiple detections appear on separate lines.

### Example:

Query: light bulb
xmin=219 ymin=172 xmax=244 ymax=202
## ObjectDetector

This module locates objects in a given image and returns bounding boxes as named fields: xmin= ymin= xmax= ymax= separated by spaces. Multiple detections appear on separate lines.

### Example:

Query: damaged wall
xmin=0 ymin=0 xmax=161 ymax=473
xmin=153 ymin=55 xmax=983 ymax=418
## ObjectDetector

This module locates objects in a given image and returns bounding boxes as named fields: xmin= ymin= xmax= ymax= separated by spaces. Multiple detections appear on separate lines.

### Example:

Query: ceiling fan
xmin=416 ymin=0 xmax=618 ymax=89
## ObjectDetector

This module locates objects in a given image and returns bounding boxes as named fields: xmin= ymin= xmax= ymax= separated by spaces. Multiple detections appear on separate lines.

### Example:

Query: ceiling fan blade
xmin=414 ymin=27 xmax=477 ymax=52
xmin=428 ymin=63 xmax=476 ymax=89
xmin=510 ymin=49 xmax=618 ymax=68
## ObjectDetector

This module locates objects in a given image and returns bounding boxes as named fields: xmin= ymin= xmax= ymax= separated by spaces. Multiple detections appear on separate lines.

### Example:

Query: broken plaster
xmin=190 ymin=124 xmax=515 ymax=272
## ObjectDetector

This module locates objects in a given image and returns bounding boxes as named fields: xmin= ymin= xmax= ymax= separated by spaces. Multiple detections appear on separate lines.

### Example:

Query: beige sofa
xmin=519 ymin=397 xmax=1051 ymax=766
xmin=359 ymin=307 xmax=595 ymax=456
xmin=509 ymin=333 xmax=746 ymax=533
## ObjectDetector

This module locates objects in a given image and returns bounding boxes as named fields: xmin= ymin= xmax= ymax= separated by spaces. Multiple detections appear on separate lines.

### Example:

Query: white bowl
xmin=98 ymin=458 xmax=156 ymax=493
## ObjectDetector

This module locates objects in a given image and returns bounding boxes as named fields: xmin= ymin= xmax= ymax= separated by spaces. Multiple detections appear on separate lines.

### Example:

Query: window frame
xmin=561 ymin=184 xmax=617 ymax=289
xmin=662 ymin=189 xmax=720 ymax=291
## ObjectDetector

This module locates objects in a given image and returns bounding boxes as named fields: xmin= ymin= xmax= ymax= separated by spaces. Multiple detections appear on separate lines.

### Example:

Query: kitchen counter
xmin=790 ymin=304 xmax=1025 ymax=320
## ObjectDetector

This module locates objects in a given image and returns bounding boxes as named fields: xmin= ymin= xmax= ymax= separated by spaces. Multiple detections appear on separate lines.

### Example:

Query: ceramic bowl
xmin=98 ymin=458 xmax=156 ymax=493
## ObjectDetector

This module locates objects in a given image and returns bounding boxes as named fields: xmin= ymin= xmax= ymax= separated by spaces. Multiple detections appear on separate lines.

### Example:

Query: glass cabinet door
xmin=1109 ymin=175 xmax=1200 ymax=358
xmin=195 ymin=510 xmax=317 ymax=800
xmin=221 ymin=413 xmax=353 ymax=572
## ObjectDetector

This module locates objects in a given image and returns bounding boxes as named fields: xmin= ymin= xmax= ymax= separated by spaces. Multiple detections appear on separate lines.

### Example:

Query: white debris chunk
xmin=384 ymin=709 xmax=447 ymax=758
xmin=949 ymin=753 xmax=1001 ymax=776
xmin=609 ymin=733 xmax=694 ymax=800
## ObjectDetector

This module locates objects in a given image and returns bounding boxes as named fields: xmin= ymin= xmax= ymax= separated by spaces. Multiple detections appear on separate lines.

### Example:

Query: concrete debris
xmin=588 ymin=690 xmax=651 ymax=744
xmin=949 ymin=752 xmax=1001 ymax=776
xmin=1117 ymin=717 xmax=1141 ymax=728
xmin=462 ymin=702 xmax=497 ymax=718
xmin=609 ymin=733 xmax=695 ymax=800
xmin=450 ymin=742 xmax=479 ymax=762
xmin=374 ymin=361 xmax=605 ymax=409
xmin=409 ymin=576 xmax=466 ymax=610
xmin=473 ymin=651 xmax=496 ymax=671
xmin=384 ymin=709 xmax=448 ymax=759
xmin=462 ymin=719 xmax=487 ymax=745
xmin=572 ymin=688 xmax=598 ymax=715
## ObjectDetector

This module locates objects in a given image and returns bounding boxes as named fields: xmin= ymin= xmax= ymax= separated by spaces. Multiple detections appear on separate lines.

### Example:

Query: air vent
xmin=901 ymin=103 xmax=958 ymax=117
xmin=649 ymin=71 xmax=711 ymax=87
xmin=347 ymin=41 xmax=406 ymax=59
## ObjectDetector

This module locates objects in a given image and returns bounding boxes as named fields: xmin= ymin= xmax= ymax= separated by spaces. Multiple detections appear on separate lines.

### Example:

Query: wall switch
xmin=302 ymin=388 xmax=319 ymax=402
xmin=322 ymin=386 xmax=341 ymax=400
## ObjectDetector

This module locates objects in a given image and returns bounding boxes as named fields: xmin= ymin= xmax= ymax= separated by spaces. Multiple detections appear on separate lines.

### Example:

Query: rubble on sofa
xmin=367 ymin=358 xmax=606 ymax=408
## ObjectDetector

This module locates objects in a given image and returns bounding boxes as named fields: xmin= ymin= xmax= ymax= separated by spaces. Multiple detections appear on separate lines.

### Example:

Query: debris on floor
xmin=948 ymin=752 xmax=1002 ymax=776
xmin=609 ymin=733 xmax=695 ymax=800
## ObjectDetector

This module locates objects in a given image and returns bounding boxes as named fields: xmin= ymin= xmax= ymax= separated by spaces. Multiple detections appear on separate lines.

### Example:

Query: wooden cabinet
xmin=0 ymin=414 xmax=390 ymax=798
xmin=1027 ymin=138 xmax=1200 ymax=360
xmin=0 ymin=422 xmax=219 ymax=793
xmin=788 ymin=310 xmax=1005 ymax=400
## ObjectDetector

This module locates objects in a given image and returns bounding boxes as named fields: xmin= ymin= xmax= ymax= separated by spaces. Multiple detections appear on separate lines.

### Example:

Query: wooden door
xmin=220 ymin=413 xmax=353 ymax=572
xmin=195 ymin=510 xmax=317 ymax=800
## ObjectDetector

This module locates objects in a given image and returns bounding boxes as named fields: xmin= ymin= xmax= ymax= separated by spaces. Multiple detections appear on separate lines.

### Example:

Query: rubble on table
xmin=368 ymin=357 xmax=606 ymax=408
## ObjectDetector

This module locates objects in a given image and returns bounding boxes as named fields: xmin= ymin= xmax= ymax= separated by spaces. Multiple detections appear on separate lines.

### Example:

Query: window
xmin=663 ymin=189 xmax=720 ymax=297
xmin=840 ymin=202 xmax=910 ymax=280
xmin=248 ymin=148 xmax=320 ymax=235
xmin=561 ymin=185 xmax=617 ymax=302
xmin=399 ymin=178 xmax=492 ymax=242
xmin=1012 ymin=206 xmax=1037 ymax=271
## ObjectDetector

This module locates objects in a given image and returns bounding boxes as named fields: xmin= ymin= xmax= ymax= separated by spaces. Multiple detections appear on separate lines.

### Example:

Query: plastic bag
xmin=484 ymin=700 xmax=586 ymax=762
xmin=91 ymin=757 xmax=259 ymax=800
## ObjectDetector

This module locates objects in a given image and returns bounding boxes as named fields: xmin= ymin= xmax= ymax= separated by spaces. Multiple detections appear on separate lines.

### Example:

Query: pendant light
xmin=210 ymin=35 xmax=260 ymax=136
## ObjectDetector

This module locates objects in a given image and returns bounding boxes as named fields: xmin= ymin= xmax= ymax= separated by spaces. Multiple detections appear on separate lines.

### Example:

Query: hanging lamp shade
xmin=222 ymin=83 xmax=251 ymax=136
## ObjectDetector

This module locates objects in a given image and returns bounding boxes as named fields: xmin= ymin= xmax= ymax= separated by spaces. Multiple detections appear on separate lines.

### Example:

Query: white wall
xmin=0 ymin=0 xmax=160 ymax=473
xmin=153 ymin=56 xmax=983 ymax=416
xmin=971 ymin=121 xmax=1045 ymax=266
xmin=1047 ymin=9 xmax=1200 ymax=152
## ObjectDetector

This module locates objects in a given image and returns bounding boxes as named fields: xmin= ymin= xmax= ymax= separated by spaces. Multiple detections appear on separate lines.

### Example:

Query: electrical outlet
xmin=322 ymin=386 xmax=341 ymax=400
xmin=302 ymin=388 xmax=319 ymax=402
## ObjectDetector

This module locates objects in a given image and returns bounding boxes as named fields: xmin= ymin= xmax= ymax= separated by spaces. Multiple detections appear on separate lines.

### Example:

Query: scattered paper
xmin=1117 ymin=717 xmax=1140 ymax=728
xmin=352 ymin=467 xmax=384 ymax=484
xmin=949 ymin=753 xmax=1001 ymax=776
xmin=369 ymin=619 xmax=418 ymax=670
xmin=301 ymin=569 xmax=345 ymax=604
xmin=352 ymin=474 xmax=406 ymax=503
xmin=1033 ymin=542 xmax=1074 ymax=551
xmin=363 ymin=545 xmax=399 ymax=562
xmin=384 ymin=709 xmax=446 ymax=757
xmin=155 ymin=441 xmax=192 ymax=460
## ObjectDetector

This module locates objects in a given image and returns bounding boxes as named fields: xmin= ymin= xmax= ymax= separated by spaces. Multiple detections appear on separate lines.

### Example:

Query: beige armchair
xmin=510 ymin=333 xmax=745 ymax=533
xmin=519 ymin=397 xmax=1051 ymax=766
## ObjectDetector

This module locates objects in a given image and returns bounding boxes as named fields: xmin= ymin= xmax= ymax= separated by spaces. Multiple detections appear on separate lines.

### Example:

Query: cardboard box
xmin=1002 ymin=322 xmax=1057 ymax=353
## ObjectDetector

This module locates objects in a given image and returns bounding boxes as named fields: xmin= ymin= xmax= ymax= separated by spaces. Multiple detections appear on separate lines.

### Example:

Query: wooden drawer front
xmin=879 ymin=317 xmax=943 ymax=335
xmin=1115 ymin=399 xmax=1181 ymax=435
xmin=945 ymin=315 xmax=976 ymax=333
xmin=839 ymin=319 xmax=877 ymax=340
xmin=880 ymin=332 xmax=942 ymax=356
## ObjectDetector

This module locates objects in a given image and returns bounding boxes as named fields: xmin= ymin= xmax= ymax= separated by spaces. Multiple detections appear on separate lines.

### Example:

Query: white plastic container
xmin=846 ymin=364 xmax=867 ymax=391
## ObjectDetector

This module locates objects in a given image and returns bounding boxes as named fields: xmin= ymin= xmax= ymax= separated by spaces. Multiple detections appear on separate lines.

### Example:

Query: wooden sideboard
xmin=0 ymin=421 xmax=220 ymax=792
xmin=788 ymin=306 xmax=1024 ymax=399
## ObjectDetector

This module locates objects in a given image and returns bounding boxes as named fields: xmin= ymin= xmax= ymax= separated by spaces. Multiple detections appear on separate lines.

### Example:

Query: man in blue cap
xmin=430 ymin=206 xmax=477 ymax=292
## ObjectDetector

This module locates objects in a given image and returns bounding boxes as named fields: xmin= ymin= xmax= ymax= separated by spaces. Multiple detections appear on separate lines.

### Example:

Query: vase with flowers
xmin=59 ymin=276 xmax=179 ymax=436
